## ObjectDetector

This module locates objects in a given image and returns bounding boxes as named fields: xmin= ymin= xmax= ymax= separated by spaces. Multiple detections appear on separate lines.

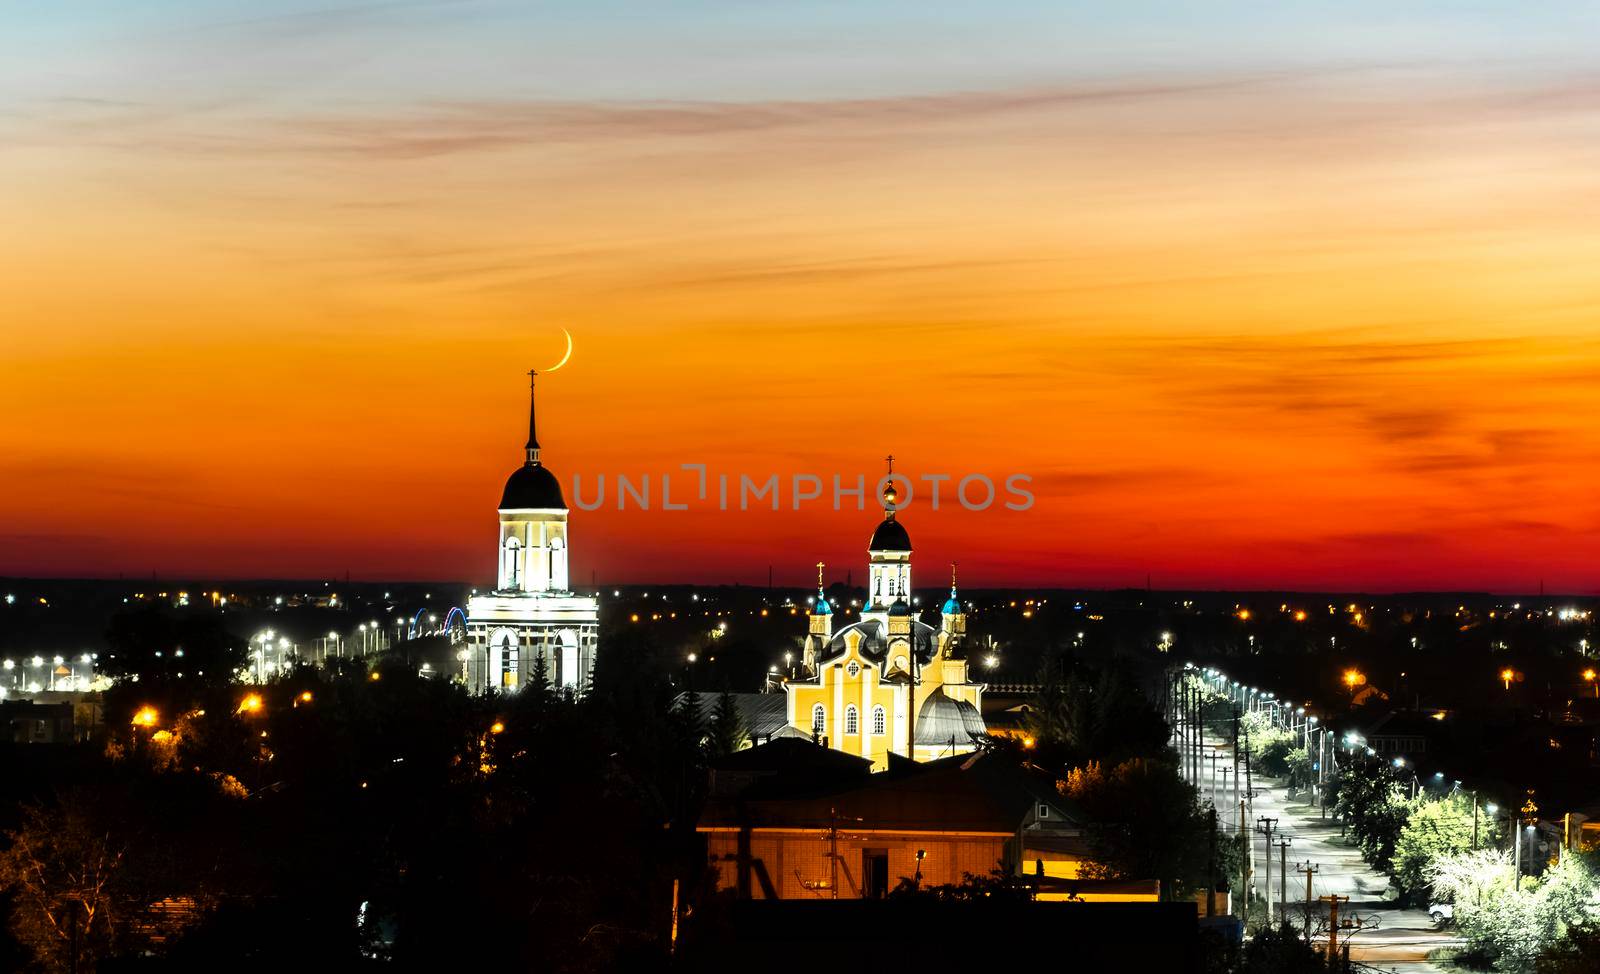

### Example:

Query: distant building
xmin=1353 ymin=709 xmax=1437 ymax=758
xmin=699 ymin=746 xmax=1107 ymax=900
xmin=775 ymin=471 xmax=986 ymax=768
xmin=464 ymin=374 xmax=600 ymax=693
xmin=2 ymin=699 xmax=76 ymax=743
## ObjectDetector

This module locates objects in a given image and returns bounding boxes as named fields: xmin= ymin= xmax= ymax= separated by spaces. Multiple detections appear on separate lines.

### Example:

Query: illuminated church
xmin=778 ymin=474 xmax=987 ymax=769
xmin=464 ymin=374 xmax=600 ymax=694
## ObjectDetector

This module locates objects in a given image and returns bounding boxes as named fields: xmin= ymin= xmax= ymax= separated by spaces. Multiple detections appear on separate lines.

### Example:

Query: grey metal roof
xmin=823 ymin=618 xmax=938 ymax=666
xmin=914 ymin=689 xmax=987 ymax=746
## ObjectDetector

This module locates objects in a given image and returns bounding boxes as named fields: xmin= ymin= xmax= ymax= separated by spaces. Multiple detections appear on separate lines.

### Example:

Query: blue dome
xmin=942 ymin=593 xmax=962 ymax=615
xmin=812 ymin=590 xmax=832 ymax=616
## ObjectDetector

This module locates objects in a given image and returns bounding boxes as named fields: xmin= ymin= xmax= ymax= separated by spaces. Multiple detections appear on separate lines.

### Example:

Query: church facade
xmin=781 ymin=475 xmax=987 ymax=769
xmin=464 ymin=375 xmax=600 ymax=694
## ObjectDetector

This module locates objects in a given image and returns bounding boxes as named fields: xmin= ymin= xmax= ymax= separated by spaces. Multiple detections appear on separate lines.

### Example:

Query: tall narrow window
xmin=500 ymin=635 xmax=519 ymax=688
xmin=872 ymin=705 xmax=886 ymax=736
xmin=845 ymin=705 xmax=859 ymax=735
xmin=812 ymin=704 xmax=826 ymax=734
xmin=504 ymin=539 xmax=522 ymax=589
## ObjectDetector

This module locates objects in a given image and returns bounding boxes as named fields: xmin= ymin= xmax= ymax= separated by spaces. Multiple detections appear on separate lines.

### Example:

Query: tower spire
xmin=950 ymin=561 xmax=958 ymax=595
xmin=882 ymin=453 xmax=898 ymax=518
xmin=525 ymin=369 xmax=541 ymax=464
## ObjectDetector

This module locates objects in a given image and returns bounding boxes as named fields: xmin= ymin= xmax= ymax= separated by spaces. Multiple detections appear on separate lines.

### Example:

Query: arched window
xmin=499 ymin=634 xmax=519 ymax=688
xmin=811 ymin=704 xmax=826 ymax=734
xmin=872 ymin=705 xmax=886 ymax=736
xmin=845 ymin=705 xmax=859 ymax=735
xmin=503 ymin=538 xmax=522 ymax=588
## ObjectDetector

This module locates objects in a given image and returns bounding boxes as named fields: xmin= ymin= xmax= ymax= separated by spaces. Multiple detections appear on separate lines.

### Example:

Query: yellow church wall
xmin=786 ymin=634 xmax=907 ymax=770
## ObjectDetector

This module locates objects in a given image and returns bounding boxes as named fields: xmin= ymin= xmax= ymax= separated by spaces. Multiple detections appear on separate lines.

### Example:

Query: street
xmin=1190 ymin=739 xmax=1462 ymax=973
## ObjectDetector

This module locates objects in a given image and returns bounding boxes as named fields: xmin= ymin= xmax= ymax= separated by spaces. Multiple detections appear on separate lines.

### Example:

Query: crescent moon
xmin=546 ymin=328 xmax=573 ymax=372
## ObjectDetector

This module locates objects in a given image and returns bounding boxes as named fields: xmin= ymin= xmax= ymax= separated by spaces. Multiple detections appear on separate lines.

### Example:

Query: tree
xmin=1392 ymin=795 xmax=1474 ymax=903
xmin=1330 ymin=752 xmax=1410 ymax=874
xmin=706 ymin=691 xmax=747 ymax=758
xmin=1429 ymin=849 xmax=1600 ymax=971
xmin=1059 ymin=758 xmax=1228 ymax=900
xmin=1027 ymin=657 xmax=1169 ymax=767
xmin=1238 ymin=921 xmax=1331 ymax=974
xmin=1538 ymin=922 xmax=1600 ymax=973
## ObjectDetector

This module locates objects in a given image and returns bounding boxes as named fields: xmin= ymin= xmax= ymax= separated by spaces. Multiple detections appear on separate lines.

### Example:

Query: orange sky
xmin=6 ymin=64 xmax=1600 ymax=591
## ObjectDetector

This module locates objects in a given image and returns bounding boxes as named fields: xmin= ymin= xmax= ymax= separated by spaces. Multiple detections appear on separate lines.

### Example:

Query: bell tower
xmin=808 ymin=562 xmax=833 ymax=641
xmin=865 ymin=455 xmax=911 ymax=622
xmin=496 ymin=371 xmax=571 ymax=594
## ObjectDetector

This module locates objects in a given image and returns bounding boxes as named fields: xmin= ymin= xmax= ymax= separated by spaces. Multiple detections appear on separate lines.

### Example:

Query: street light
xmin=1501 ymin=668 xmax=1515 ymax=691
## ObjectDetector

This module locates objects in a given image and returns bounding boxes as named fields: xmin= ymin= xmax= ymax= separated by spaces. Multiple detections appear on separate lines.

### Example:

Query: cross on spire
xmin=525 ymin=369 xmax=541 ymax=463
xmin=816 ymin=561 xmax=825 ymax=588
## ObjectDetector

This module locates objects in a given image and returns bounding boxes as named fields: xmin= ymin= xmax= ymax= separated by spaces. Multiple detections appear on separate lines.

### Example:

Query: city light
xmin=132 ymin=706 xmax=159 ymax=728
xmin=490 ymin=721 xmax=505 ymax=735
xmin=238 ymin=693 xmax=264 ymax=714
xmin=1501 ymin=668 xmax=1515 ymax=690
xmin=1342 ymin=668 xmax=1365 ymax=690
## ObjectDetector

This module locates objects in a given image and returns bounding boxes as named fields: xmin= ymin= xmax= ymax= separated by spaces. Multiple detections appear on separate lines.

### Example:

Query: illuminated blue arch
xmin=409 ymin=607 xmax=429 ymax=639
xmin=444 ymin=606 xmax=466 ymax=630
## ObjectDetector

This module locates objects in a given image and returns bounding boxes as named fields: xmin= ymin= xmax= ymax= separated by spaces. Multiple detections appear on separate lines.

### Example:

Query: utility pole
xmin=1277 ymin=837 xmax=1292 ymax=922
xmin=1318 ymin=728 xmax=1328 ymax=820
xmin=1206 ymin=806 xmax=1218 ymax=918
xmin=1322 ymin=895 xmax=1349 ymax=962
xmin=1514 ymin=818 xmax=1522 ymax=892
xmin=1296 ymin=861 xmax=1320 ymax=942
xmin=1239 ymin=798 xmax=1250 ymax=920
xmin=1243 ymin=722 xmax=1254 ymax=819
xmin=1472 ymin=795 xmax=1480 ymax=850
xmin=1232 ymin=705 xmax=1242 ymax=809
xmin=1197 ymin=684 xmax=1206 ymax=787
xmin=1256 ymin=817 xmax=1279 ymax=925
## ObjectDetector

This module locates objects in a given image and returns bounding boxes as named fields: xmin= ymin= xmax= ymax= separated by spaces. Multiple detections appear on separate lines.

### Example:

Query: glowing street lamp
xmin=1585 ymin=669 xmax=1597 ymax=699
xmin=238 ymin=693 xmax=264 ymax=715
xmin=1501 ymin=668 xmax=1515 ymax=691
xmin=132 ymin=706 xmax=159 ymax=728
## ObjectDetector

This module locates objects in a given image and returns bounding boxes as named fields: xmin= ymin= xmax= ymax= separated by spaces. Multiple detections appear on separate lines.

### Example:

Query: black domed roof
xmin=500 ymin=462 xmax=565 ymax=509
xmin=869 ymin=517 xmax=911 ymax=552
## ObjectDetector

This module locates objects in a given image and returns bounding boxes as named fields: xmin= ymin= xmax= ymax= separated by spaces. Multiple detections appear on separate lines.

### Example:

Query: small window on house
xmin=812 ymin=704 xmax=826 ymax=734
xmin=872 ymin=706 xmax=886 ymax=736
xmin=845 ymin=705 xmax=859 ymax=735
xmin=1039 ymin=804 xmax=1050 ymax=820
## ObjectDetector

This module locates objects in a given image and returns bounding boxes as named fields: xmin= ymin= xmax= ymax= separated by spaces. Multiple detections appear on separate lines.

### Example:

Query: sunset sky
xmin=5 ymin=2 xmax=1600 ymax=592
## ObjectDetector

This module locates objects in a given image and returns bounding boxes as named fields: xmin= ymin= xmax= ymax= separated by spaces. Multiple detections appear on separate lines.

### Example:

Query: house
xmin=1 ymin=699 xmax=76 ymax=743
xmin=1352 ymin=709 xmax=1437 ymax=758
xmin=699 ymin=744 xmax=1123 ymax=901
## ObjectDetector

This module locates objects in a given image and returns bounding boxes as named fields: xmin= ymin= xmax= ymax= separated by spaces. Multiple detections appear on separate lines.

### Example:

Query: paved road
xmin=1188 ymin=741 xmax=1460 ymax=972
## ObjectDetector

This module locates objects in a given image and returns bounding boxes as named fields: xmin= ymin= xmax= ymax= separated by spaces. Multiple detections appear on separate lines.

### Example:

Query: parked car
xmin=1428 ymin=903 xmax=1454 ymax=927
